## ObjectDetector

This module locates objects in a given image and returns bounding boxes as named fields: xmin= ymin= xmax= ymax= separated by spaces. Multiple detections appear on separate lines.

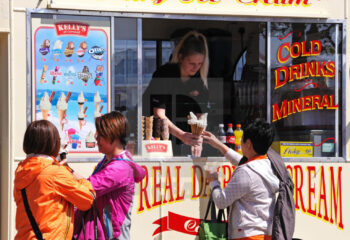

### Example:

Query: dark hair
xmin=23 ymin=120 xmax=61 ymax=157
xmin=242 ymin=119 xmax=275 ymax=155
xmin=95 ymin=111 xmax=129 ymax=146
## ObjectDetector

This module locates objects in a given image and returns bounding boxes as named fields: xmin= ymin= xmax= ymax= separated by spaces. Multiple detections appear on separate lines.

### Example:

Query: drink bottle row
xmin=218 ymin=123 xmax=243 ymax=153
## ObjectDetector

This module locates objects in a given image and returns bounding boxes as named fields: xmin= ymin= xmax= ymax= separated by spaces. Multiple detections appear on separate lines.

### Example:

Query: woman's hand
xmin=202 ymin=131 xmax=230 ymax=155
xmin=205 ymin=169 xmax=219 ymax=182
xmin=202 ymin=131 xmax=221 ymax=149
xmin=181 ymin=132 xmax=202 ymax=146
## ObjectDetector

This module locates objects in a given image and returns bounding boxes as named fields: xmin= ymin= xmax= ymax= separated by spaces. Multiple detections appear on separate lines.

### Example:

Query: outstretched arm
xmin=153 ymin=107 xmax=202 ymax=147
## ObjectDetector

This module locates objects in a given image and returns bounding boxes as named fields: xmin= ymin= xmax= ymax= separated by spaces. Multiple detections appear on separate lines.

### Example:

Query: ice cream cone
xmin=79 ymin=120 xmax=84 ymax=130
xmin=190 ymin=124 xmax=197 ymax=135
xmin=41 ymin=110 xmax=49 ymax=120
xmin=58 ymin=110 xmax=66 ymax=130
xmin=145 ymin=128 xmax=152 ymax=140
xmin=196 ymin=125 xmax=205 ymax=136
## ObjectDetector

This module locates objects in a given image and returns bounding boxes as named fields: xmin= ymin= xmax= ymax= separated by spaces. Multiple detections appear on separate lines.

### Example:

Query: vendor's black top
xmin=143 ymin=63 xmax=209 ymax=134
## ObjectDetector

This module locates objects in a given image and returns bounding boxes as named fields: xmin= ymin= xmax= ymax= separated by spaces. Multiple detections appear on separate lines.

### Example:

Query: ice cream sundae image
xmin=85 ymin=131 xmax=96 ymax=148
xmin=39 ymin=91 xmax=54 ymax=120
xmin=64 ymin=41 xmax=75 ymax=59
xmin=94 ymin=91 xmax=102 ymax=110
xmin=56 ymin=91 xmax=71 ymax=130
xmin=39 ymin=39 xmax=50 ymax=56
xmin=77 ymin=91 xmax=85 ymax=111
xmin=187 ymin=112 xmax=208 ymax=136
xmin=76 ymin=41 xmax=88 ymax=60
xmin=94 ymin=65 xmax=104 ymax=86
xmin=78 ymin=106 xmax=87 ymax=130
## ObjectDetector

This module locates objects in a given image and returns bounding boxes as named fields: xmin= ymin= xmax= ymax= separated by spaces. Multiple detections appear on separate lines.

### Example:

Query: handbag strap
xmin=206 ymin=187 xmax=229 ymax=223
xmin=92 ymin=194 xmax=98 ymax=240
xmin=204 ymin=191 xmax=219 ymax=222
xmin=21 ymin=188 xmax=44 ymax=240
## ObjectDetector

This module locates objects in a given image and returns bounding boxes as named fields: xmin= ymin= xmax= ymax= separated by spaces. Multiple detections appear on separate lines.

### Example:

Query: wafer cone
xmin=79 ymin=120 xmax=84 ymax=130
xmin=58 ymin=110 xmax=66 ymax=130
xmin=145 ymin=128 xmax=152 ymax=140
xmin=41 ymin=110 xmax=49 ymax=120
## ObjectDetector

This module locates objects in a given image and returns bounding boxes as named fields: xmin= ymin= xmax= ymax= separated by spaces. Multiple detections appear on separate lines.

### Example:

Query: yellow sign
xmin=273 ymin=141 xmax=313 ymax=157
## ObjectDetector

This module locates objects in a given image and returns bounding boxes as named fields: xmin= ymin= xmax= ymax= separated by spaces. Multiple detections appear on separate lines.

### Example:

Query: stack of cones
xmin=161 ymin=119 xmax=169 ymax=140
xmin=145 ymin=116 xmax=153 ymax=140
xmin=153 ymin=117 xmax=161 ymax=140
xmin=141 ymin=116 xmax=145 ymax=140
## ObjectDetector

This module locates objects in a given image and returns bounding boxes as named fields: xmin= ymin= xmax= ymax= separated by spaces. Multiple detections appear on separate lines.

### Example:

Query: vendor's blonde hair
xmin=170 ymin=31 xmax=209 ymax=88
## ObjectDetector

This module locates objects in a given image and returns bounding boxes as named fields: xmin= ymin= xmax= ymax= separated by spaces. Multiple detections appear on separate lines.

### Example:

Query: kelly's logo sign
xmin=145 ymin=143 xmax=168 ymax=153
xmin=55 ymin=22 xmax=89 ymax=36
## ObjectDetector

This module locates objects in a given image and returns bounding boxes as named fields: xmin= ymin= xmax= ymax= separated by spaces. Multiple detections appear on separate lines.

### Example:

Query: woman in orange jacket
xmin=14 ymin=120 xmax=95 ymax=240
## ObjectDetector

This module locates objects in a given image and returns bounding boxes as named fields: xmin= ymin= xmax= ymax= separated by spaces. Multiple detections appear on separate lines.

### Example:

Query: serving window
xmin=111 ymin=17 xmax=344 ymax=159
xmin=28 ymin=11 xmax=345 ymax=160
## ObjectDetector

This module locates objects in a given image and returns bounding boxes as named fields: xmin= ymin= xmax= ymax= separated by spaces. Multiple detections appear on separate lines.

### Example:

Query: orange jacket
xmin=14 ymin=155 xmax=94 ymax=240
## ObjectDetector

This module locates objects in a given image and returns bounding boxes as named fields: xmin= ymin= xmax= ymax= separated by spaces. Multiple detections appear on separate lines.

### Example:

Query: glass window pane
xmin=114 ymin=18 xmax=138 ymax=155
xmin=141 ymin=19 xmax=266 ymax=157
xmin=270 ymin=22 xmax=342 ymax=158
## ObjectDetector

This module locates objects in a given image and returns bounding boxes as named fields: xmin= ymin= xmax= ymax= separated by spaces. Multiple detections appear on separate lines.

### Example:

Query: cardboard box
xmin=272 ymin=141 xmax=313 ymax=157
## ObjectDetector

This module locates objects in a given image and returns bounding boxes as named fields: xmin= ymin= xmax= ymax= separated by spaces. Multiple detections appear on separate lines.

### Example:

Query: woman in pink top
xmin=74 ymin=111 xmax=146 ymax=240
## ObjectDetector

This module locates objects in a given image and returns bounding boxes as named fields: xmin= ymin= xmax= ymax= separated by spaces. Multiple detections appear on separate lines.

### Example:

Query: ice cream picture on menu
xmin=52 ymin=40 xmax=63 ymax=61
xmin=78 ymin=106 xmax=87 ymax=130
xmin=39 ymin=91 xmax=55 ymax=120
xmin=94 ymin=105 xmax=103 ymax=119
xmin=85 ymin=131 xmax=96 ymax=148
xmin=56 ymin=92 xmax=71 ymax=130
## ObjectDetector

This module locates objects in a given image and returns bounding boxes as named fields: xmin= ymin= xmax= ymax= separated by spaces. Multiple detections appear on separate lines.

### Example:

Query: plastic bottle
xmin=218 ymin=124 xmax=226 ymax=144
xmin=226 ymin=123 xmax=235 ymax=149
xmin=234 ymin=124 xmax=244 ymax=153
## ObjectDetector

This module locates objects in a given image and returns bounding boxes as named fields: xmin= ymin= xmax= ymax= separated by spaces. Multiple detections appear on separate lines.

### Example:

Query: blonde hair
xmin=170 ymin=31 xmax=209 ymax=88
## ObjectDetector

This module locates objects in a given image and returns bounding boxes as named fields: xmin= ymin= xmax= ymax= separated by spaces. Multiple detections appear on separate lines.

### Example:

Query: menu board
xmin=32 ymin=18 xmax=110 ymax=153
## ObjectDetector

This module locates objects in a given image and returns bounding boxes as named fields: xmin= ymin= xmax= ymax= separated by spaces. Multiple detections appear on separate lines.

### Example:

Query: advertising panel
xmin=31 ymin=17 xmax=110 ymax=153
xmin=48 ymin=0 xmax=343 ymax=19
xmin=128 ymin=160 xmax=348 ymax=239
xmin=270 ymin=22 xmax=341 ymax=158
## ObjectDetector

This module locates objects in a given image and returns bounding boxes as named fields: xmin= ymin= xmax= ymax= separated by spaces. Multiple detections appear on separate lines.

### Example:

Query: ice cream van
xmin=0 ymin=0 xmax=349 ymax=239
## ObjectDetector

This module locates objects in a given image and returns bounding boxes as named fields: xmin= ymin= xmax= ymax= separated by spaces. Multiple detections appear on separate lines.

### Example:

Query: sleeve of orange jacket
xmin=53 ymin=167 xmax=94 ymax=211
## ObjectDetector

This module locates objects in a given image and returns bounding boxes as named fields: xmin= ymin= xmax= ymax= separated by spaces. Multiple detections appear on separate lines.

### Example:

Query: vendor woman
xmin=143 ymin=30 xmax=210 ymax=157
